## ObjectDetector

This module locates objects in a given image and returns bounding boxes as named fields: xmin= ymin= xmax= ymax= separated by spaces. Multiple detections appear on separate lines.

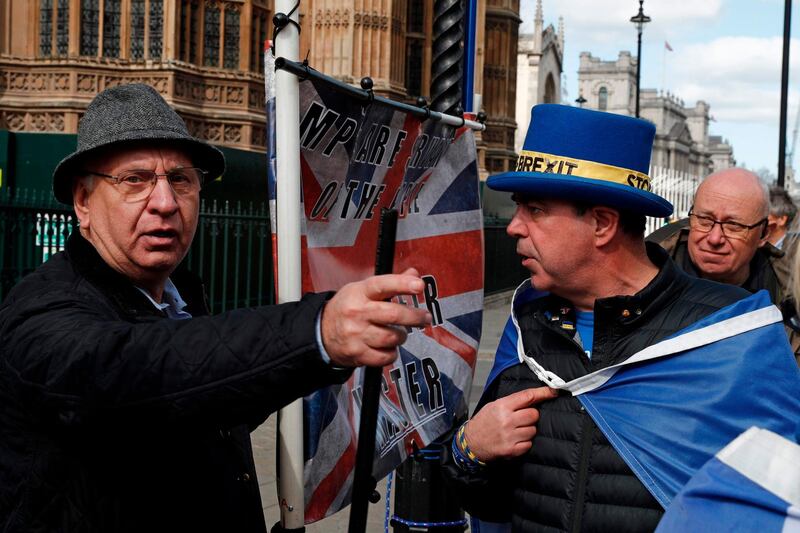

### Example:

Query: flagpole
xmin=274 ymin=0 xmax=305 ymax=530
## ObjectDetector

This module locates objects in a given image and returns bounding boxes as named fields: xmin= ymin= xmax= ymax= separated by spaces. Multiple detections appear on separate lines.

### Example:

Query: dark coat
xmin=0 ymin=232 xmax=351 ymax=533
xmin=444 ymin=244 xmax=748 ymax=532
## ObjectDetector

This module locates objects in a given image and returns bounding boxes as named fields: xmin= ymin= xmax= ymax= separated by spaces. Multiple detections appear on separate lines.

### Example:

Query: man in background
xmin=649 ymin=168 xmax=785 ymax=305
xmin=767 ymin=185 xmax=797 ymax=250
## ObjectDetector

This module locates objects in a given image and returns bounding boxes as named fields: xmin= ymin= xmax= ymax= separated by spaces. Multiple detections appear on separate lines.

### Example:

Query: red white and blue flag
xmin=267 ymin=74 xmax=483 ymax=522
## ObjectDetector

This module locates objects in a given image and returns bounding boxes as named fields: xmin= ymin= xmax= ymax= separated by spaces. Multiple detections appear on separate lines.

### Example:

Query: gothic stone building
xmin=514 ymin=0 xmax=563 ymax=152
xmin=0 ymin=0 xmax=521 ymax=175
xmin=577 ymin=51 xmax=735 ymax=176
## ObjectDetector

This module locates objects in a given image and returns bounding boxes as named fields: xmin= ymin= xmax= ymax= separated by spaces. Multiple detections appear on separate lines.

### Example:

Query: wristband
xmin=451 ymin=422 xmax=486 ymax=472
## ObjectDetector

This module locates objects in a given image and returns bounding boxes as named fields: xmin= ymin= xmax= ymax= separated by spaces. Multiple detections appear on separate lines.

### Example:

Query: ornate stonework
xmin=1 ymin=110 xmax=66 ymax=132
xmin=0 ymin=0 xmax=518 ymax=163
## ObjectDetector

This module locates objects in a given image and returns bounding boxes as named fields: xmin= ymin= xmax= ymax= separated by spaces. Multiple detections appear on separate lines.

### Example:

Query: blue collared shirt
xmin=135 ymin=278 xmax=192 ymax=320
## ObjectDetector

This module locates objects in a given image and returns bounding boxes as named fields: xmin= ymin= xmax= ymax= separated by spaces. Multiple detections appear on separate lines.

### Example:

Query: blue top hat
xmin=487 ymin=104 xmax=673 ymax=217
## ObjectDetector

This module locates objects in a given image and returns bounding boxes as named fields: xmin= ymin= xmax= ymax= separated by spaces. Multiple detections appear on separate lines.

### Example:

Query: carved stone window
xmin=408 ymin=0 xmax=424 ymax=33
xmin=598 ymin=86 xmax=608 ymax=111
xmin=39 ymin=0 xmax=72 ymax=57
xmin=203 ymin=3 xmax=221 ymax=67
xmin=103 ymin=0 xmax=121 ymax=58
xmin=56 ymin=0 xmax=69 ymax=55
xmin=179 ymin=0 xmax=201 ymax=64
xmin=223 ymin=5 xmax=240 ymax=69
xmin=80 ymin=0 xmax=100 ymax=56
xmin=250 ymin=8 xmax=270 ymax=74
xmin=149 ymin=0 xmax=163 ymax=59
xmin=131 ymin=0 xmax=146 ymax=60
xmin=405 ymin=0 xmax=428 ymax=97
xmin=39 ymin=0 xmax=53 ymax=56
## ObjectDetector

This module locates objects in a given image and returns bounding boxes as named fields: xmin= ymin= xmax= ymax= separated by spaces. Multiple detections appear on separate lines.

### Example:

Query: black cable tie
xmin=454 ymin=105 xmax=466 ymax=128
xmin=360 ymin=77 xmax=375 ymax=103
xmin=416 ymin=96 xmax=431 ymax=119
xmin=271 ymin=1 xmax=302 ymax=57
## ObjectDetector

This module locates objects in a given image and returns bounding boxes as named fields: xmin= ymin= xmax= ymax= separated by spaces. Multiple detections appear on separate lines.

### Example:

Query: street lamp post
xmin=630 ymin=0 xmax=651 ymax=118
xmin=575 ymin=94 xmax=587 ymax=108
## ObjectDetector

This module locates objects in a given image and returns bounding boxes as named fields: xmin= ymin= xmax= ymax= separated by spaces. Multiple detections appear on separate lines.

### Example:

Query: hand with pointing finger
xmin=464 ymin=387 xmax=559 ymax=462
xmin=320 ymin=267 xmax=432 ymax=368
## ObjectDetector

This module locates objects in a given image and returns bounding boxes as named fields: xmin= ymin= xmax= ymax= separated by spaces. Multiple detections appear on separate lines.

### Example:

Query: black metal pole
xmin=390 ymin=2 xmax=468 ymax=532
xmin=273 ymin=57 xmax=484 ymax=130
xmin=431 ymin=0 xmax=464 ymax=114
xmin=778 ymin=0 xmax=792 ymax=188
xmin=348 ymin=208 xmax=399 ymax=533
xmin=635 ymin=29 xmax=642 ymax=118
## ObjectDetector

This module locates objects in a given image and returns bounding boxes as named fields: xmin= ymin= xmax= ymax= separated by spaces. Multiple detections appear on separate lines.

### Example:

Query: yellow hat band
xmin=515 ymin=150 xmax=652 ymax=192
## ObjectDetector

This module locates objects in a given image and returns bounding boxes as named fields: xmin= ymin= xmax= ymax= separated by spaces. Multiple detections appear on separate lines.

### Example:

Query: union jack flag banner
xmin=267 ymin=74 xmax=483 ymax=523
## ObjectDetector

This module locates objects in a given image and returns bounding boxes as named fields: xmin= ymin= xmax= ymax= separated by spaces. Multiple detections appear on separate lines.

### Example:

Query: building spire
xmin=534 ymin=0 xmax=544 ymax=53
xmin=558 ymin=16 xmax=565 ymax=57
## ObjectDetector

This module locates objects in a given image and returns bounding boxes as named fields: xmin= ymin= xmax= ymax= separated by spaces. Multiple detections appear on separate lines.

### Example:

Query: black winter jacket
xmin=444 ymin=244 xmax=748 ymax=532
xmin=0 ymin=232 xmax=351 ymax=533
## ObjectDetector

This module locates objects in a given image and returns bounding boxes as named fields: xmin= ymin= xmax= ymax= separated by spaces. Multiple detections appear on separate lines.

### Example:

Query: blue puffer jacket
xmin=443 ymin=243 xmax=748 ymax=533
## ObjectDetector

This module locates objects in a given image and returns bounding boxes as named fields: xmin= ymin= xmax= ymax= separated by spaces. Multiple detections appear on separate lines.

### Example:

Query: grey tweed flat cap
xmin=52 ymin=83 xmax=225 ymax=204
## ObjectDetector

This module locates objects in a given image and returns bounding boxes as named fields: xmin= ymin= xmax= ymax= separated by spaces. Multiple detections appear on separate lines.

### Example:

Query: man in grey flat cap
xmin=0 ymin=84 xmax=430 ymax=533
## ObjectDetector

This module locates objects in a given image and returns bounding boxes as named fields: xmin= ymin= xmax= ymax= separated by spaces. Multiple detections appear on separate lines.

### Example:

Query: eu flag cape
xmin=487 ymin=281 xmax=800 ymax=511
xmin=656 ymin=427 xmax=800 ymax=531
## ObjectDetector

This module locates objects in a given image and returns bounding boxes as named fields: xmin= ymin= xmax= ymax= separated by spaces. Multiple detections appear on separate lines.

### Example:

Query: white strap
xmin=518 ymin=305 xmax=782 ymax=395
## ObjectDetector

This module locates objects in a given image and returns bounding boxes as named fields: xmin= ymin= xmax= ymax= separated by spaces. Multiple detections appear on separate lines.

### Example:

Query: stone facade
xmin=708 ymin=135 xmax=736 ymax=173
xmin=577 ymin=51 xmax=735 ymax=176
xmin=514 ymin=0 xmax=562 ymax=151
xmin=1 ymin=0 xmax=520 ymax=173
xmin=0 ymin=0 xmax=272 ymax=152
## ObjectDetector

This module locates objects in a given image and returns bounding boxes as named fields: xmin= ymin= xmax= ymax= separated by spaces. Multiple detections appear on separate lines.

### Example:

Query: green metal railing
xmin=0 ymin=189 xmax=274 ymax=311
xmin=187 ymin=199 xmax=274 ymax=313
xmin=0 ymin=188 xmax=75 ymax=301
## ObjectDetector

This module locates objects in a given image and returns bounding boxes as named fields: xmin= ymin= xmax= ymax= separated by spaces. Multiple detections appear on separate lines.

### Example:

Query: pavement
xmin=251 ymin=289 xmax=515 ymax=532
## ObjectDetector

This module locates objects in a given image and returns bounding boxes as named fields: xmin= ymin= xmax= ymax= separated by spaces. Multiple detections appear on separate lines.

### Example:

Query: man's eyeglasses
xmin=82 ymin=168 xmax=207 ymax=203
xmin=688 ymin=210 xmax=767 ymax=241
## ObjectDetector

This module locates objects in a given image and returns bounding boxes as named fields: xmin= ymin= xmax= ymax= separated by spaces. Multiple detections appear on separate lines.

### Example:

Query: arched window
xmin=598 ymin=86 xmax=608 ymax=111
xmin=544 ymin=74 xmax=556 ymax=104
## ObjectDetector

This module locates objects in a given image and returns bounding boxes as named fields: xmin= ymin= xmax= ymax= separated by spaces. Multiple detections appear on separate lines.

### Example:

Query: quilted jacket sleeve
xmin=0 ymin=274 xmax=351 ymax=433
xmin=441 ymin=374 xmax=514 ymax=523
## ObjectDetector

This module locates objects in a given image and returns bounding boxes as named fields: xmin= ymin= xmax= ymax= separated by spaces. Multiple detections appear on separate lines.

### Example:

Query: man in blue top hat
xmin=442 ymin=104 xmax=751 ymax=531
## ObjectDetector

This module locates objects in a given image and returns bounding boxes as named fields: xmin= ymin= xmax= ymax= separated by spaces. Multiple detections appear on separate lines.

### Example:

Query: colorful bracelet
xmin=451 ymin=422 xmax=486 ymax=473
